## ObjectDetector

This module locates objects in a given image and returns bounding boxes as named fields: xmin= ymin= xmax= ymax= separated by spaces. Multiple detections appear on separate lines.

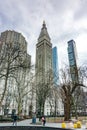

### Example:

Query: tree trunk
xmin=18 ymin=100 xmax=22 ymax=115
xmin=0 ymin=70 xmax=9 ymax=106
xmin=64 ymin=98 xmax=71 ymax=121
xmin=39 ymin=105 xmax=42 ymax=117
xmin=54 ymin=99 xmax=57 ymax=116
xmin=42 ymin=102 xmax=45 ymax=116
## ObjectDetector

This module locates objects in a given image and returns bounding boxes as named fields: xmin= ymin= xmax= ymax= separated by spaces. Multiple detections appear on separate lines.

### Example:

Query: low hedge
xmin=0 ymin=117 xmax=13 ymax=122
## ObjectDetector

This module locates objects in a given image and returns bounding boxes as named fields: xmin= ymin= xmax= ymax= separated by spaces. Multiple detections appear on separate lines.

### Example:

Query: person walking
xmin=42 ymin=116 xmax=46 ymax=126
xmin=12 ymin=114 xmax=18 ymax=126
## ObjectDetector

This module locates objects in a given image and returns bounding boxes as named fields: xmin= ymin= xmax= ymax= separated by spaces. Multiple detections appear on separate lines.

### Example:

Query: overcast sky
xmin=0 ymin=0 xmax=87 ymax=68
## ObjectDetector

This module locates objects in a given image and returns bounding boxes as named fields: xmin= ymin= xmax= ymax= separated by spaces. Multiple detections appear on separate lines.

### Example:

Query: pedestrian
xmin=42 ymin=116 xmax=46 ymax=126
xmin=12 ymin=114 xmax=18 ymax=126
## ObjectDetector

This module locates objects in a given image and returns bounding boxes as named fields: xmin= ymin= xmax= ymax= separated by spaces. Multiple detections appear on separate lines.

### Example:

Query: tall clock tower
xmin=36 ymin=21 xmax=52 ymax=84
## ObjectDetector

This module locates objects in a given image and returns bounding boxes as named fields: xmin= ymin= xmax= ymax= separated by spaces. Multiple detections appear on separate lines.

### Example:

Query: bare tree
xmin=36 ymin=69 xmax=53 ymax=117
xmin=13 ymin=67 xmax=35 ymax=116
xmin=59 ymin=65 xmax=87 ymax=121
xmin=71 ymin=88 xmax=86 ymax=118
xmin=0 ymin=42 xmax=31 ymax=107
xmin=53 ymin=87 xmax=60 ymax=116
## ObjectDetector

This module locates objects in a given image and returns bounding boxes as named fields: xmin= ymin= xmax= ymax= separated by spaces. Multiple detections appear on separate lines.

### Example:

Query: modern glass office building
xmin=52 ymin=46 xmax=59 ymax=85
xmin=67 ymin=40 xmax=78 ymax=83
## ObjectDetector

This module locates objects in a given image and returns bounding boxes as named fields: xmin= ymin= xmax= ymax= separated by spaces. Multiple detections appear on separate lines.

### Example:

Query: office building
xmin=67 ymin=39 xmax=78 ymax=83
xmin=36 ymin=21 xmax=52 ymax=84
xmin=35 ymin=21 xmax=53 ymax=116
xmin=52 ymin=46 xmax=59 ymax=85
xmin=0 ymin=30 xmax=31 ymax=116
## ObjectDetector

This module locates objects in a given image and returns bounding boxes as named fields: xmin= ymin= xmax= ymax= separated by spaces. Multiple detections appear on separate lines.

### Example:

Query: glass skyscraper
xmin=67 ymin=40 xmax=78 ymax=83
xmin=52 ymin=46 xmax=59 ymax=85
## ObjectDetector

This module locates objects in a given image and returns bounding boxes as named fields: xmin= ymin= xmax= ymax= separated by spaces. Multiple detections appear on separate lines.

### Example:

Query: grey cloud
xmin=48 ymin=0 xmax=79 ymax=14
xmin=0 ymin=0 xmax=87 ymax=65
xmin=78 ymin=53 xmax=87 ymax=66
xmin=57 ymin=28 xmax=87 ymax=43
xmin=74 ymin=0 xmax=87 ymax=20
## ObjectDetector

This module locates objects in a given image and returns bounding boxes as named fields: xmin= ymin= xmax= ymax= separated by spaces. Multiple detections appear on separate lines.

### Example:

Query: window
xmin=69 ymin=59 xmax=75 ymax=66
xmin=68 ymin=53 xmax=74 ymax=60
xmin=68 ymin=45 xmax=73 ymax=53
xmin=71 ymin=74 xmax=75 ymax=81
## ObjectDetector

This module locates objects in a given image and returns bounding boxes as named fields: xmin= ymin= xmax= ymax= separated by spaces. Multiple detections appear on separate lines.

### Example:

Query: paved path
xmin=0 ymin=119 xmax=86 ymax=129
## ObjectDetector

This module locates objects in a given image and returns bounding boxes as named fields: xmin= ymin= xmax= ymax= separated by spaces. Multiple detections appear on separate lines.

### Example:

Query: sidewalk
xmin=0 ymin=118 xmax=86 ymax=129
